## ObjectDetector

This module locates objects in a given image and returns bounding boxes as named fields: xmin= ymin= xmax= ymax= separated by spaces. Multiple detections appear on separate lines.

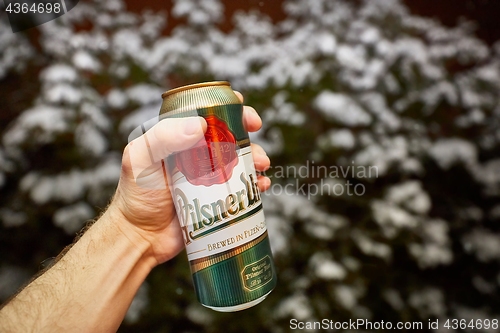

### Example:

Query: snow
xmin=476 ymin=63 xmax=500 ymax=83
xmin=360 ymin=93 xmax=401 ymax=130
xmin=29 ymin=171 xmax=86 ymax=205
xmin=148 ymin=38 xmax=191 ymax=72
xmin=40 ymin=24 xmax=74 ymax=58
xmin=383 ymin=289 xmax=405 ymax=311
xmin=120 ymin=105 xmax=160 ymax=138
xmin=264 ymin=215 xmax=292 ymax=255
xmin=263 ymin=92 xmax=305 ymax=126
xmin=462 ymin=229 xmax=500 ymax=262
xmin=53 ymin=202 xmax=94 ymax=234
xmin=96 ymin=14 xmax=114 ymax=28
xmin=75 ymin=122 xmax=108 ymax=156
xmin=22 ymin=159 xmax=120 ymax=206
xmin=304 ymin=213 xmax=347 ymax=240
xmin=106 ymin=89 xmax=129 ymax=109
xmin=399 ymin=211 xmax=452 ymax=269
xmin=472 ymin=275 xmax=496 ymax=294
xmin=409 ymin=288 xmax=446 ymax=317
xmin=360 ymin=27 xmax=381 ymax=44
xmin=112 ymin=29 xmax=144 ymax=61
xmin=19 ymin=172 xmax=39 ymax=192
xmin=353 ymin=136 xmax=409 ymax=177
xmin=386 ymin=181 xmax=431 ymax=215
xmin=139 ymin=13 xmax=165 ymax=41
xmin=372 ymin=200 xmax=418 ymax=238
xmin=172 ymin=0 xmax=223 ymax=25
xmin=458 ymin=206 xmax=484 ymax=221
xmin=324 ymin=129 xmax=356 ymax=150
xmin=45 ymin=84 xmax=83 ymax=105
xmin=126 ymin=84 xmax=164 ymax=105
xmin=314 ymin=91 xmax=372 ymax=126
xmin=185 ymin=302 xmax=214 ymax=326
xmin=3 ymin=106 xmax=68 ymax=146
xmin=336 ymin=44 xmax=366 ymax=71
xmin=316 ymin=32 xmax=337 ymax=55
xmin=309 ymin=252 xmax=347 ymax=280
xmin=352 ymin=229 xmax=392 ymax=260
xmin=208 ymin=55 xmax=248 ymax=78
xmin=233 ymin=12 xmax=274 ymax=41
xmin=110 ymin=64 xmax=130 ymax=79
xmin=103 ymin=0 xmax=124 ymax=12
xmin=291 ymin=61 xmax=315 ymax=87
xmin=274 ymin=293 xmax=314 ymax=320
xmin=41 ymin=64 xmax=78 ymax=83
xmin=73 ymin=51 xmax=101 ymax=72
xmin=0 ymin=208 xmax=27 ymax=228
xmin=421 ymin=81 xmax=459 ymax=113
xmin=249 ymin=127 xmax=283 ymax=156
xmin=335 ymin=285 xmax=358 ymax=310
xmin=422 ymin=219 xmax=450 ymax=245
xmin=0 ymin=20 xmax=33 ymax=79
xmin=91 ymin=158 xmax=122 ymax=184
xmin=429 ymin=138 xmax=477 ymax=169
xmin=80 ymin=103 xmax=111 ymax=131
xmin=474 ymin=159 xmax=500 ymax=195
xmin=454 ymin=307 xmax=493 ymax=327
xmin=409 ymin=239 xmax=453 ymax=269
xmin=361 ymin=0 xmax=408 ymax=19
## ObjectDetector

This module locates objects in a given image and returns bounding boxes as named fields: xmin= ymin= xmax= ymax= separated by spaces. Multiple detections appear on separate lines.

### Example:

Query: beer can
xmin=159 ymin=81 xmax=277 ymax=312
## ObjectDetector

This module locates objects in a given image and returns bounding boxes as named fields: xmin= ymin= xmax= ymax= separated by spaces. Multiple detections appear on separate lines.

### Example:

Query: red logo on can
xmin=175 ymin=115 xmax=238 ymax=186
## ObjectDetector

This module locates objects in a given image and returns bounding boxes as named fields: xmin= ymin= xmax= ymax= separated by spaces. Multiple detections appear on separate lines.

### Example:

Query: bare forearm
xmin=0 ymin=206 xmax=156 ymax=333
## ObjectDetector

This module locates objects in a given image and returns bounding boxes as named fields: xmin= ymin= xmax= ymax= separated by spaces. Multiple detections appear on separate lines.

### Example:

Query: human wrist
xmin=0 ymin=201 xmax=158 ymax=333
xmin=103 ymin=201 xmax=159 ymax=269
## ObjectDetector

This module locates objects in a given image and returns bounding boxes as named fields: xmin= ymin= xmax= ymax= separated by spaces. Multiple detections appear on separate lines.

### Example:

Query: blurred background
xmin=1 ymin=0 xmax=500 ymax=332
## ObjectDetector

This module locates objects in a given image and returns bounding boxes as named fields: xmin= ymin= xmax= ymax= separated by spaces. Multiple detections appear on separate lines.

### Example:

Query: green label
xmin=191 ymin=234 xmax=277 ymax=308
xmin=241 ymin=255 xmax=273 ymax=291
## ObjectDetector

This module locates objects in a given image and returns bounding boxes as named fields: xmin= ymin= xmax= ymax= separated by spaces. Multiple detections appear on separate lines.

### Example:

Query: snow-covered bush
xmin=1 ymin=0 xmax=500 ymax=331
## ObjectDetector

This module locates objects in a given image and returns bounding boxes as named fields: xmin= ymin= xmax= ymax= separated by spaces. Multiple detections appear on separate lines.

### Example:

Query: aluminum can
xmin=159 ymin=81 xmax=277 ymax=312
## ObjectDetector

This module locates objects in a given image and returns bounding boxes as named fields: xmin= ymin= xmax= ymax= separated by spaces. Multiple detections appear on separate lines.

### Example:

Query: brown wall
xmin=402 ymin=0 xmax=500 ymax=45
xmin=123 ymin=0 xmax=285 ymax=34
xmin=124 ymin=0 xmax=500 ymax=45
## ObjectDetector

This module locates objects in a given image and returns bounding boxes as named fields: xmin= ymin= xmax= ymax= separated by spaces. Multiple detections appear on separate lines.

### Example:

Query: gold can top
xmin=161 ymin=81 xmax=230 ymax=99
xmin=160 ymin=81 xmax=240 ymax=116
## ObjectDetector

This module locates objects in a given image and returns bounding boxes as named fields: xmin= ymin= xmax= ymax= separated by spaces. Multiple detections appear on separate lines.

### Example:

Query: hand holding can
xmin=159 ymin=82 xmax=277 ymax=312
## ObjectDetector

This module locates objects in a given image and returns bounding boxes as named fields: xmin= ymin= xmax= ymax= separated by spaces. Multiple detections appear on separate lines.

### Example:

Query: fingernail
xmin=184 ymin=117 xmax=202 ymax=135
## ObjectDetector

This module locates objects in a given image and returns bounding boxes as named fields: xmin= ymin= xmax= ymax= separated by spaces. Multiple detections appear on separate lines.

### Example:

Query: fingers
xmin=233 ymin=90 xmax=244 ymax=103
xmin=125 ymin=117 xmax=207 ymax=182
xmin=257 ymin=175 xmax=271 ymax=192
xmin=251 ymin=143 xmax=272 ymax=192
xmin=235 ymin=91 xmax=269 ymax=192
xmin=243 ymin=106 xmax=262 ymax=132
xmin=234 ymin=90 xmax=262 ymax=132
xmin=251 ymin=143 xmax=270 ymax=172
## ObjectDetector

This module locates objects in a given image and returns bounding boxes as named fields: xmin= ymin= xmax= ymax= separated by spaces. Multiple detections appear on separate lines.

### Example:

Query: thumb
xmin=124 ymin=117 xmax=207 ymax=184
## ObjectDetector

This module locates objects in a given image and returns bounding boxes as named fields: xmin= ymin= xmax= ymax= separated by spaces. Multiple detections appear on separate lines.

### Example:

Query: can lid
xmin=161 ymin=81 xmax=231 ymax=99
